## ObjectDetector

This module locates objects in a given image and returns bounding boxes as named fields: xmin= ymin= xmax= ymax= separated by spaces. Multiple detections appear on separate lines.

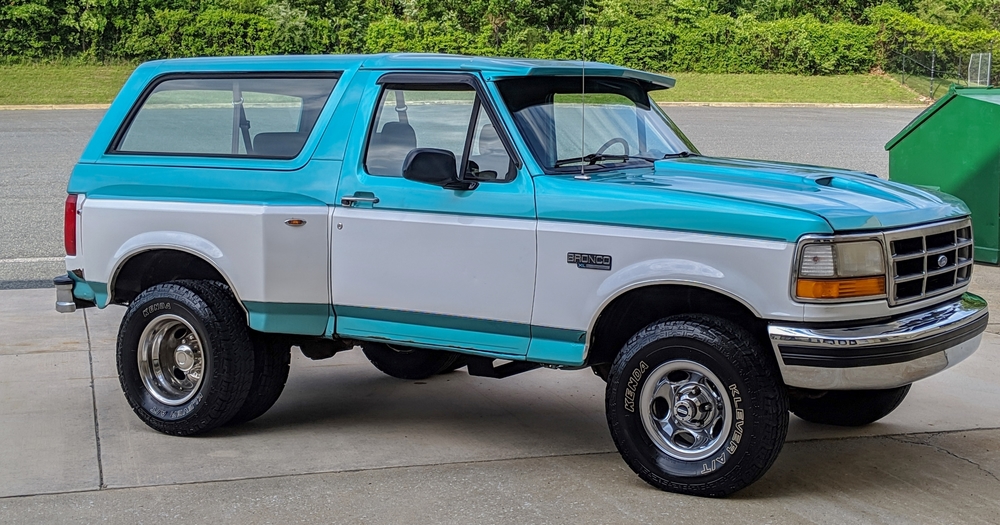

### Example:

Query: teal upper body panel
xmin=536 ymin=157 xmax=969 ymax=242
xmin=70 ymin=53 xmax=966 ymax=239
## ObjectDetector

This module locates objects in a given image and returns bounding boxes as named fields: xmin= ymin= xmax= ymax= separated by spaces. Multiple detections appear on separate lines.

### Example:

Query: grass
xmin=892 ymin=72 xmax=970 ymax=101
xmin=0 ymin=63 xmax=925 ymax=106
xmin=653 ymin=72 xmax=924 ymax=104
xmin=0 ymin=63 xmax=136 ymax=105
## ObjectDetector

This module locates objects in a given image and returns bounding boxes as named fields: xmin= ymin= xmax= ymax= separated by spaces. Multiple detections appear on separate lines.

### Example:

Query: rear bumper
xmin=54 ymin=274 xmax=96 ymax=313
xmin=768 ymin=293 xmax=988 ymax=390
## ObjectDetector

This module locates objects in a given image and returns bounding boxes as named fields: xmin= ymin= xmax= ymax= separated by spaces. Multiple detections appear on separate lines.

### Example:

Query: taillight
xmin=64 ymin=194 xmax=78 ymax=256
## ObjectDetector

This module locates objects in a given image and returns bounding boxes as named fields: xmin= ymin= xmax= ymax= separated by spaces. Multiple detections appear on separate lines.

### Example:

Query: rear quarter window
xmin=112 ymin=75 xmax=339 ymax=159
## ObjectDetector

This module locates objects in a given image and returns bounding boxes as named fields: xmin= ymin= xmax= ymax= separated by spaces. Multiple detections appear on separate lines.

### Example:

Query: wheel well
xmin=586 ymin=285 xmax=769 ymax=367
xmin=111 ymin=249 xmax=230 ymax=305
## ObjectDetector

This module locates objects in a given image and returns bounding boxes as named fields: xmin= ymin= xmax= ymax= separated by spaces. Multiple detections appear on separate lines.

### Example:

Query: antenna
xmin=576 ymin=0 xmax=590 ymax=180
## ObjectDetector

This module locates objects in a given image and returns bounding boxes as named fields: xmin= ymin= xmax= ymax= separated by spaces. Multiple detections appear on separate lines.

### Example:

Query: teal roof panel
xmin=135 ymin=53 xmax=675 ymax=89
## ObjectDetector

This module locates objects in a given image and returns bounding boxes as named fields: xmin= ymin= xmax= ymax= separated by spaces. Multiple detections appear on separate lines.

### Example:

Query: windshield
xmin=496 ymin=76 xmax=697 ymax=173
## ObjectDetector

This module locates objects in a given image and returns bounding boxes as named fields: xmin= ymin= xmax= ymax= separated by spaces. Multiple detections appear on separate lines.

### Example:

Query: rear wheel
xmin=116 ymin=280 xmax=254 ymax=436
xmin=229 ymin=331 xmax=291 ymax=424
xmin=606 ymin=314 xmax=788 ymax=497
xmin=184 ymin=280 xmax=292 ymax=425
xmin=361 ymin=342 xmax=459 ymax=380
xmin=790 ymin=386 xmax=911 ymax=427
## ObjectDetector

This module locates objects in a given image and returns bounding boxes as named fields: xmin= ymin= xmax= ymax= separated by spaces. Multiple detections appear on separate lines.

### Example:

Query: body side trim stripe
xmin=244 ymin=301 xmax=329 ymax=336
xmin=334 ymin=305 xmax=587 ymax=363
xmin=335 ymin=305 xmax=530 ymax=337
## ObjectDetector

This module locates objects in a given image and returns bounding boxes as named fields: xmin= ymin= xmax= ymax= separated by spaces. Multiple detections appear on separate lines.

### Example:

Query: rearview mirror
xmin=402 ymin=148 xmax=478 ymax=190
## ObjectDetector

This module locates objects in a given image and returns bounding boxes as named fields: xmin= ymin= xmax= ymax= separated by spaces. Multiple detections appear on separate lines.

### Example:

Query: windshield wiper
xmin=553 ymin=153 xmax=657 ymax=167
xmin=661 ymin=151 xmax=699 ymax=159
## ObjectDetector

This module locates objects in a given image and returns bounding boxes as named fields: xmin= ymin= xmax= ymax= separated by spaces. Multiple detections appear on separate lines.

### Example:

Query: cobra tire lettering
xmin=701 ymin=384 xmax=744 ymax=474
xmin=623 ymin=361 xmax=648 ymax=413
xmin=142 ymin=302 xmax=171 ymax=318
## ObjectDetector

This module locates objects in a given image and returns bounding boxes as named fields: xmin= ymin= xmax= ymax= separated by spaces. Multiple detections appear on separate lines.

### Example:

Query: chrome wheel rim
xmin=137 ymin=314 xmax=205 ymax=406
xmin=639 ymin=359 xmax=733 ymax=461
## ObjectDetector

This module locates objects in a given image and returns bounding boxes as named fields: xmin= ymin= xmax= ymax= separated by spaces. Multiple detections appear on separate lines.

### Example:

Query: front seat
xmin=471 ymin=124 xmax=513 ymax=180
xmin=366 ymin=121 xmax=417 ymax=176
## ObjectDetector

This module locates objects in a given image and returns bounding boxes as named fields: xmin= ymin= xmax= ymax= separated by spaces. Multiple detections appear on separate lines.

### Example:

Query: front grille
xmin=885 ymin=219 xmax=973 ymax=305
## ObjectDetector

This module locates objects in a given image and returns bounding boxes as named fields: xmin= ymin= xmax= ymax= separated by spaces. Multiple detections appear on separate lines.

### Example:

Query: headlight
xmin=795 ymin=240 xmax=886 ymax=300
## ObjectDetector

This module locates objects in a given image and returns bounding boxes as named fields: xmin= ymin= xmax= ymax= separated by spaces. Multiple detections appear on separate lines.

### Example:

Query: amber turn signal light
xmin=796 ymin=276 xmax=886 ymax=300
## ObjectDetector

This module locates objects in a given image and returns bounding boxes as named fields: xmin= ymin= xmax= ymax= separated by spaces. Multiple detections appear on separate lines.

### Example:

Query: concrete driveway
xmin=2 ymin=278 xmax=1000 ymax=523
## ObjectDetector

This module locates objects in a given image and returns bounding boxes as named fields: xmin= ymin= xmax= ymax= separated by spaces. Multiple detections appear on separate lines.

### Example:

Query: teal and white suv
xmin=55 ymin=54 xmax=988 ymax=496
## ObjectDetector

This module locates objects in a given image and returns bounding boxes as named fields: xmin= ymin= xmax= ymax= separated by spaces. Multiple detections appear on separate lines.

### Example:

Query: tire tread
xmin=117 ymin=280 xmax=254 ymax=436
xmin=606 ymin=314 xmax=789 ymax=497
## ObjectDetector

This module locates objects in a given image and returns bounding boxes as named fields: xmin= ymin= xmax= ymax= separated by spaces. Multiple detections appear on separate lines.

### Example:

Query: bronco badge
xmin=567 ymin=252 xmax=612 ymax=271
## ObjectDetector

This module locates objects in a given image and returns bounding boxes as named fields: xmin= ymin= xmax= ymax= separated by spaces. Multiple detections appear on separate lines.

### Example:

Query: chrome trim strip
xmin=768 ymin=293 xmax=988 ymax=390
xmin=777 ymin=335 xmax=981 ymax=390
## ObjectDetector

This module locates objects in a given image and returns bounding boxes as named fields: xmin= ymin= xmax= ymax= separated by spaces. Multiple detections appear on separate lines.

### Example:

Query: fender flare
xmin=106 ymin=231 xmax=245 ymax=313
xmin=584 ymin=258 xmax=765 ymax=355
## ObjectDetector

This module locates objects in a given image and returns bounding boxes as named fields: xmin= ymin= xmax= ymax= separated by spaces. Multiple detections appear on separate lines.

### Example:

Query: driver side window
xmin=363 ymin=83 xmax=515 ymax=182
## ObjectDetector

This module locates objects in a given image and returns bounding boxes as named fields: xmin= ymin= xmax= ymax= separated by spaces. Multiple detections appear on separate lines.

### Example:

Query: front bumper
xmin=768 ymin=293 xmax=988 ymax=390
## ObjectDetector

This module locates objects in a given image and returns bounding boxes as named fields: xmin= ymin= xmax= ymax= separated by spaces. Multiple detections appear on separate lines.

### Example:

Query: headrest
xmin=478 ymin=124 xmax=504 ymax=154
xmin=253 ymin=132 xmax=307 ymax=158
xmin=379 ymin=121 xmax=416 ymax=148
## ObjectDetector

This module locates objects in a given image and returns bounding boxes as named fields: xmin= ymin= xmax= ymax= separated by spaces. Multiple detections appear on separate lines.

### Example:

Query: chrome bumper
xmin=769 ymin=293 xmax=988 ymax=390
xmin=54 ymin=275 xmax=77 ymax=313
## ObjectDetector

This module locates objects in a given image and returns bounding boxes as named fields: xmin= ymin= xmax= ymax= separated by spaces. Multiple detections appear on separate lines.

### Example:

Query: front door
xmin=331 ymin=73 xmax=536 ymax=357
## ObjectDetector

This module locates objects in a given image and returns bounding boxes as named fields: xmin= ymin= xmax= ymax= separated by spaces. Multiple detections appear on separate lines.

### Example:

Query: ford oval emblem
xmin=937 ymin=255 xmax=948 ymax=268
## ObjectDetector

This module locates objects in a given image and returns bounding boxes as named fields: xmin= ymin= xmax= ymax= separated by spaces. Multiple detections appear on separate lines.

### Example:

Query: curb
xmin=0 ymin=104 xmax=111 ymax=111
xmin=657 ymin=101 xmax=928 ymax=108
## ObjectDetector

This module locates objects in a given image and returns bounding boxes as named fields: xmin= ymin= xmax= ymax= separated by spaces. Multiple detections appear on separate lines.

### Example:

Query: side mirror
xmin=402 ymin=148 xmax=478 ymax=190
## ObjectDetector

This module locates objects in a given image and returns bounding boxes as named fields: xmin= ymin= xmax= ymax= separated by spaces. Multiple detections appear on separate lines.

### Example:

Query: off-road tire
xmin=184 ymin=281 xmax=292 ymax=426
xmin=790 ymin=385 xmax=911 ymax=427
xmin=606 ymin=314 xmax=788 ymax=497
xmin=229 ymin=331 xmax=291 ymax=424
xmin=117 ymin=280 xmax=255 ymax=436
xmin=440 ymin=356 xmax=467 ymax=374
xmin=361 ymin=342 xmax=459 ymax=380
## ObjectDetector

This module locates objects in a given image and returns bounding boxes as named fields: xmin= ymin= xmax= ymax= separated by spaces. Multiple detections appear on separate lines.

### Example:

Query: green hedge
xmin=0 ymin=1 xmax=996 ymax=75
xmin=868 ymin=4 xmax=1000 ymax=55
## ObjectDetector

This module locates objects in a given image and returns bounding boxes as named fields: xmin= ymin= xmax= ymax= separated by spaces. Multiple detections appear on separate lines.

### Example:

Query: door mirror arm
xmin=402 ymin=148 xmax=479 ymax=191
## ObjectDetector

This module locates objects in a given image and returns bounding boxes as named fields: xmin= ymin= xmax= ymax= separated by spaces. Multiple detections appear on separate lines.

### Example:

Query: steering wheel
xmin=595 ymin=137 xmax=630 ymax=157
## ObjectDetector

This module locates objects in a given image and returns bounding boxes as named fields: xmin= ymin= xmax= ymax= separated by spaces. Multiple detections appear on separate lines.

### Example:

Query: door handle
xmin=341 ymin=193 xmax=380 ymax=207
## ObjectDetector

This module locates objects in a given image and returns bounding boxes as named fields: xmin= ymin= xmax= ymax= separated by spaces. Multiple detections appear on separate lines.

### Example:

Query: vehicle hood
xmin=533 ymin=157 xmax=969 ymax=243
xmin=640 ymin=157 xmax=969 ymax=231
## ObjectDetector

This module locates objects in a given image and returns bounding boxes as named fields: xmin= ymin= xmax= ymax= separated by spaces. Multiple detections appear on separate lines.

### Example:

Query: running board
xmin=464 ymin=357 xmax=541 ymax=379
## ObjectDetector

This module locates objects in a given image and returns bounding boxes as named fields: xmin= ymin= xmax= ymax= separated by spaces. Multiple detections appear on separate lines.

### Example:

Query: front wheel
xmin=790 ymin=386 xmax=911 ymax=427
xmin=606 ymin=315 xmax=788 ymax=497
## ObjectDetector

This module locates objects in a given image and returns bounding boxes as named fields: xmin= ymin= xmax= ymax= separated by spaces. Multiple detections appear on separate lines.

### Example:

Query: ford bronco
xmin=55 ymin=54 xmax=988 ymax=496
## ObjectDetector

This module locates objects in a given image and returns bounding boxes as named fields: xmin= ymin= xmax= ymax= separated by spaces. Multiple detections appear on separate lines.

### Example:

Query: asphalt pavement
xmin=0 ymin=110 xmax=100 ymax=288
xmin=0 ymin=106 xmax=924 ymax=288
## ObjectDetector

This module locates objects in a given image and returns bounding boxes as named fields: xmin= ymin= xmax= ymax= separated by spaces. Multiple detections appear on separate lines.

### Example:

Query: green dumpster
xmin=886 ymin=85 xmax=1000 ymax=264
